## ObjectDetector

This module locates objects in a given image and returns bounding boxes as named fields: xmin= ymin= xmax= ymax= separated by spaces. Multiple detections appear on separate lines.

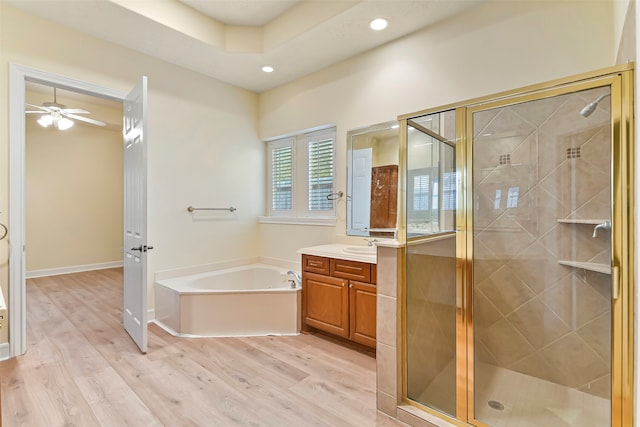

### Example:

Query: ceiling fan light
xmin=37 ymin=114 xmax=53 ymax=128
xmin=57 ymin=117 xmax=74 ymax=130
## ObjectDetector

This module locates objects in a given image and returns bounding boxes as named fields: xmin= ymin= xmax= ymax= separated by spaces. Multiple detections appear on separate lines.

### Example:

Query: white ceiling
xmin=7 ymin=0 xmax=485 ymax=93
xmin=178 ymin=0 xmax=302 ymax=26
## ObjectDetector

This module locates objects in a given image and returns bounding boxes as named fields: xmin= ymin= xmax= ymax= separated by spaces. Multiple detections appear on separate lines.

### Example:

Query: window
xmin=270 ymin=138 xmax=294 ymax=212
xmin=308 ymin=135 xmax=334 ymax=211
xmin=264 ymin=126 xmax=336 ymax=224
xmin=408 ymin=167 xmax=456 ymax=228
xmin=412 ymin=174 xmax=431 ymax=211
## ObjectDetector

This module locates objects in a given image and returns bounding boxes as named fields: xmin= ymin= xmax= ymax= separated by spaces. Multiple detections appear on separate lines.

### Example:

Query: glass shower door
xmin=470 ymin=84 xmax=614 ymax=427
xmin=405 ymin=109 xmax=459 ymax=417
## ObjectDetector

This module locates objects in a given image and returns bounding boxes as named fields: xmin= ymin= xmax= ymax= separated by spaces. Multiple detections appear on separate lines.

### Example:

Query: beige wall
xmin=259 ymin=0 xmax=615 ymax=263
xmin=615 ymin=0 xmax=636 ymax=64
xmin=0 ymin=5 xmax=261 ymax=341
xmin=25 ymin=96 xmax=123 ymax=272
xmin=614 ymin=0 xmax=634 ymax=61
xmin=372 ymin=135 xmax=398 ymax=168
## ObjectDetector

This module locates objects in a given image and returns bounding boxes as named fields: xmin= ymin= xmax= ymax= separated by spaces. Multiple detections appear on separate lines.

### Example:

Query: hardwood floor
xmin=0 ymin=268 xmax=406 ymax=426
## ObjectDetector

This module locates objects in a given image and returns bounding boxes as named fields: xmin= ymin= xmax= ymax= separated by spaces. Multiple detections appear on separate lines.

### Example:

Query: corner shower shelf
xmin=556 ymin=219 xmax=609 ymax=225
xmin=557 ymin=260 xmax=611 ymax=275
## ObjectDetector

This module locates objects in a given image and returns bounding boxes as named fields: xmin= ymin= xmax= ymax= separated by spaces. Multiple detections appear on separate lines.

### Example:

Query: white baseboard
xmin=147 ymin=308 xmax=155 ymax=322
xmin=26 ymin=261 xmax=124 ymax=279
xmin=0 ymin=342 xmax=9 ymax=361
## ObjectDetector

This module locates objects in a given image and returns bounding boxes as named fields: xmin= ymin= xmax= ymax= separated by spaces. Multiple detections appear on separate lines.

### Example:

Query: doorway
xmin=24 ymin=81 xmax=123 ymax=278
xmin=8 ymin=64 xmax=134 ymax=357
xmin=401 ymin=64 xmax=634 ymax=427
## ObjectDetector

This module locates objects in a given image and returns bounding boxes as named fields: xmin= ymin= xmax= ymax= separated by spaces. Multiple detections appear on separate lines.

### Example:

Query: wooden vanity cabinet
xmin=302 ymin=254 xmax=377 ymax=348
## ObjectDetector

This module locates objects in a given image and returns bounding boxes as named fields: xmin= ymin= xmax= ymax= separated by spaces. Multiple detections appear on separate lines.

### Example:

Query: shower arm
xmin=580 ymin=93 xmax=611 ymax=117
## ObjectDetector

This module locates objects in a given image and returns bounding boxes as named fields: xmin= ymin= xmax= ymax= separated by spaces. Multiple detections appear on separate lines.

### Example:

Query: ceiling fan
xmin=25 ymin=87 xmax=106 ymax=130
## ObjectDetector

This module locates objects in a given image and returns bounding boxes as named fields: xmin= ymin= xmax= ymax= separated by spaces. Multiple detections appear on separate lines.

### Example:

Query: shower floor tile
xmin=417 ymin=362 xmax=608 ymax=427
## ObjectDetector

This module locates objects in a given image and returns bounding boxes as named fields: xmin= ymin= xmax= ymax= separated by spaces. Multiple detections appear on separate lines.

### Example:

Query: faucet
xmin=287 ymin=270 xmax=301 ymax=288
xmin=592 ymin=221 xmax=612 ymax=238
xmin=364 ymin=238 xmax=378 ymax=247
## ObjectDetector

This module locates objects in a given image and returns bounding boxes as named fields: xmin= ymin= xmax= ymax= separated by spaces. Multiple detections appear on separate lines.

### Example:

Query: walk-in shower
xmin=400 ymin=65 xmax=634 ymax=427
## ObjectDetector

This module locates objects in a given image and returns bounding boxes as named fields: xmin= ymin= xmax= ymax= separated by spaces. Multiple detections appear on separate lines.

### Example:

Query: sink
xmin=343 ymin=246 xmax=376 ymax=255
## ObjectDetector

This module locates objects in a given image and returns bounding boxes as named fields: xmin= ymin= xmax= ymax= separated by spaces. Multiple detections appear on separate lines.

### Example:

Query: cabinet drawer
xmin=331 ymin=259 xmax=371 ymax=282
xmin=303 ymin=255 xmax=330 ymax=275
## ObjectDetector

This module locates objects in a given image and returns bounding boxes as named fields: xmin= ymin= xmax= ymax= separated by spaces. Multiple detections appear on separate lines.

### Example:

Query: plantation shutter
xmin=308 ymin=137 xmax=334 ymax=211
xmin=413 ymin=174 xmax=430 ymax=211
xmin=443 ymin=171 xmax=456 ymax=210
xmin=271 ymin=144 xmax=293 ymax=211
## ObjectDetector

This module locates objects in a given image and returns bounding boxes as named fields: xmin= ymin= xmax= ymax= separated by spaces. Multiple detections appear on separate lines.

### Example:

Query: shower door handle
xmin=611 ymin=265 xmax=620 ymax=300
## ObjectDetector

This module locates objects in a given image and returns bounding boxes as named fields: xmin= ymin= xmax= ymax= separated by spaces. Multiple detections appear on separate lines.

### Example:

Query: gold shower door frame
xmin=399 ymin=64 xmax=634 ymax=427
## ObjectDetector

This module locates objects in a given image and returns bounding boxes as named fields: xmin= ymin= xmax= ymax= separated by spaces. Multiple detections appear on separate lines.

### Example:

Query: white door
xmin=123 ymin=76 xmax=149 ymax=353
xmin=351 ymin=148 xmax=372 ymax=233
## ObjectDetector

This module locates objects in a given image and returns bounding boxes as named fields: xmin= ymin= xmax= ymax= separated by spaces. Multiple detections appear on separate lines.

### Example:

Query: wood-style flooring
xmin=0 ymin=268 xmax=406 ymax=427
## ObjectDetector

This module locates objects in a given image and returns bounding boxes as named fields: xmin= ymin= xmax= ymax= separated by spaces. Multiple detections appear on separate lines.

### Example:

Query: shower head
xmin=580 ymin=93 xmax=610 ymax=117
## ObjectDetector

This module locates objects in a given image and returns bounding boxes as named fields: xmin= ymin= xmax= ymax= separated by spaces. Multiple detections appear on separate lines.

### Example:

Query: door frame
xmin=7 ymin=63 xmax=127 ymax=358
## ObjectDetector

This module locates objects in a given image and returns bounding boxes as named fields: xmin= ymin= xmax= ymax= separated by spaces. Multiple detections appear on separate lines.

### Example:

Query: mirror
xmin=346 ymin=121 xmax=399 ymax=237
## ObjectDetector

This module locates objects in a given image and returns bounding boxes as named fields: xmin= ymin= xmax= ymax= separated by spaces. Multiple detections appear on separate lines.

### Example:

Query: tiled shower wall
xmin=473 ymin=86 xmax=612 ymax=399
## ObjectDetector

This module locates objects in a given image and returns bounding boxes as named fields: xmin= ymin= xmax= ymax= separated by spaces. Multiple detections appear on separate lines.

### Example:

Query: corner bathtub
xmin=154 ymin=264 xmax=301 ymax=337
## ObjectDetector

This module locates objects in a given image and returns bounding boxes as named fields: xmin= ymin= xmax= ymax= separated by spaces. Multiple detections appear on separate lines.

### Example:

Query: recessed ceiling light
xmin=262 ymin=65 xmax=274 ymax=73
xmin=369 ymin=18 xmax=388 ymax=31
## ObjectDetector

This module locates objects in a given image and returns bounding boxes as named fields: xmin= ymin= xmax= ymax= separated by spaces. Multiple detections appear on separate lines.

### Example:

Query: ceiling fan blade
xmin=26 ymin=103 xmax=48 ymax=111
xmin=26 ymin=111 xmax=47 ymax=114
xmin=64 ymin=113 xmax=106 ymax=127
xmin=61 ymin=108 xmax=90 ymax=114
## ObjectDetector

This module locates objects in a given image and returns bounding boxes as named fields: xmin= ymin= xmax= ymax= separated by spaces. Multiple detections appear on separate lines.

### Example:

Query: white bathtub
xmin=154 ymin=263 xmax=301 ymax=337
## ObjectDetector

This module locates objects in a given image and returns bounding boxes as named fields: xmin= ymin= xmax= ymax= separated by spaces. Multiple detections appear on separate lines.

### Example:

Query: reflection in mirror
xmin=346 ymin=121 xmax=399 ymax=238
xmin=406 ymin=110 xmax=456 ymax=238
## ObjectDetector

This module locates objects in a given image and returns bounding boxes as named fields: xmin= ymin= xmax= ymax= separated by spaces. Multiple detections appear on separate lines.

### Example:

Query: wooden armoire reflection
xmin=369 ymin=165 xmax=398 ymax=236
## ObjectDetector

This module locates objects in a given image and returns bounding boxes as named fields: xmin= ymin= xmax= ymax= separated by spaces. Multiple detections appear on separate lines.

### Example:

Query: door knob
xmin=131 ymin=245 xmax=154 ymax=252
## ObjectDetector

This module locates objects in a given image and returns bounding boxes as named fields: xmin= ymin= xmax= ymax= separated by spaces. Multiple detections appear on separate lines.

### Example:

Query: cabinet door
xmin=349 ymin=281 xmax=377 ymax=348
xmin=303 ymin=272 xmax=349 ymax=338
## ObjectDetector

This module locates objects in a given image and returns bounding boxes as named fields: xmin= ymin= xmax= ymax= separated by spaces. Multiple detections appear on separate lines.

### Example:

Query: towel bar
xmin=187 ymin=206 xmax=237 ymax=213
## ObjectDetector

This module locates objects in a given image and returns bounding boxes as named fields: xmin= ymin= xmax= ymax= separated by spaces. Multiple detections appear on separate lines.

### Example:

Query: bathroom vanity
xmin=298 ymin=244 xmax=377 ymax=349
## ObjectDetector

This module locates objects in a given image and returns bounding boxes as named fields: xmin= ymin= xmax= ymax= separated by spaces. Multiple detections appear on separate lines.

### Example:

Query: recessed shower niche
xmin=399 ymin=65 xmax=634 ymax=427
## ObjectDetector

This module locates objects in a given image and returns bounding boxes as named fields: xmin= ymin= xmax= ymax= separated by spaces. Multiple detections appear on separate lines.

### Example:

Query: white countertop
xmin=297 ymin=243 xmax=377 ymax=264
